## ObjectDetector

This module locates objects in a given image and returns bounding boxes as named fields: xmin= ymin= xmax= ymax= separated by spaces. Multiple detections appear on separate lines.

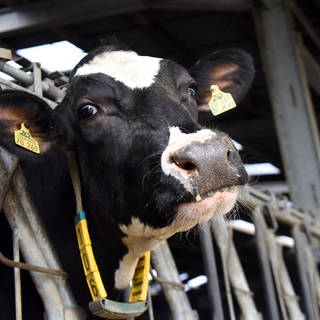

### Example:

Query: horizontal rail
xmin=0 ymin=76 xmax=57 ymax=108
xmin=0 ymin=60 xmax=65 ymax=102
xmin=241 ymin=187 xmax=320 ymax=237
xmin=0 ymin=251 xmax=67 ymax=278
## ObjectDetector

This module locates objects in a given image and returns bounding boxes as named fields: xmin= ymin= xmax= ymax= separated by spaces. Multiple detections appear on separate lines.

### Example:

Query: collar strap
xmin=68 ymin=153 xmax=150 ymax=318
xmin=74 ymin=211 xmax=150 ymax=302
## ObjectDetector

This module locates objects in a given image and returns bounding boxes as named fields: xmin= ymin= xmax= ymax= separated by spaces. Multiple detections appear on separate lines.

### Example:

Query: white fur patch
xmin=75 ymin=50 xmax=162 ymax=89
xmin=115 ymin=217 xmax=177 ymax=289
xmin=161 ymin=127 xmax=216 ymax=191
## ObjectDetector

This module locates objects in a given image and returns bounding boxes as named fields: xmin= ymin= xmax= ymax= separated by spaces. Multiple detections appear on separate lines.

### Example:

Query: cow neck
xmin=67 ymin=152 xmax=150 ymax=319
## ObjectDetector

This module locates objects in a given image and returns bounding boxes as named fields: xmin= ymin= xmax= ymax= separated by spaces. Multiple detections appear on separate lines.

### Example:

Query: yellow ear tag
xmin=208 ymin=85 xmax=236 ymax=116
xmin=14 ymin=122 xmax=40 ymax=154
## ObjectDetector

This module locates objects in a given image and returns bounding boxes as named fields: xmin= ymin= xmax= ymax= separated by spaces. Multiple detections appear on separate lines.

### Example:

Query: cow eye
xmin=79 ymin=104 xmax=98 ymax=119
xmin=187 ymin=86 xmax=196 ymax=97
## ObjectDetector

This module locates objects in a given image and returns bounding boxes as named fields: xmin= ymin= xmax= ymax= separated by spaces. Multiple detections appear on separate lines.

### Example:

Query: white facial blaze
xmin=75 ymin=50 xmax=162 ymax=89
xmin=161 ymin=126 xmax=217 ymax=192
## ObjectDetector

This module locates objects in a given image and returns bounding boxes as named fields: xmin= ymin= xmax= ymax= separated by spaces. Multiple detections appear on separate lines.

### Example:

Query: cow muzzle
xmin=161 ymin=127 xmax=247 ymax=207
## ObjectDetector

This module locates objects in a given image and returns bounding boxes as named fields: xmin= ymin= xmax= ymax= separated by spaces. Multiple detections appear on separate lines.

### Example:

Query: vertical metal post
xmin=292 ymin=226 xmax=319 ymax=320
xmin=212 ymin=217 xmax=262 ymax=320
xmin=253 ymin=0 xmax=320 ymax=219
xmin=199 ymin=223 xmax=225 ymax=320
xmin=151 ymin=241 xmax=198 ymax=320
xmin=13 ymin=231 xmax=22 ymax=320
xmin=147 ymin=290 xmax=155 ymax=320
xmin=253 ymin=207 xmax=281 ymax=320
xmin=0 ymin=147 xmax=18 ymax=211
xmin=0 ymin=147 xmax=85 ymax=320
xmin=32 ymin=62 xmax=43 ymax=97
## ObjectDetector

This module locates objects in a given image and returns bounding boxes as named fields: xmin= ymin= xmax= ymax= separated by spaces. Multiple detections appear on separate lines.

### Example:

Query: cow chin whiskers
xmin=224 ymin=201 xmax=241 ymax=221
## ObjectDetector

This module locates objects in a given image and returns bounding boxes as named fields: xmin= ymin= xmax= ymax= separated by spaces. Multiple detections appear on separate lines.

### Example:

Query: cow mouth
xmin=194 ymin=185 xmax=239 ymax=202
xmin=173 ymin=184 xmax=240 ymax=232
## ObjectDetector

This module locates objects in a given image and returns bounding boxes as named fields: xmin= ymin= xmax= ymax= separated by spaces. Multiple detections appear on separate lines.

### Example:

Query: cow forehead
xmin=75 ymin=50 xmax=162 ymax=89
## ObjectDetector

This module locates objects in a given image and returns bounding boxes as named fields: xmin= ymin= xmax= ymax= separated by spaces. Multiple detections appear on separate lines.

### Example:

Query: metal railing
xmin=198 ymin=187 xmax=320 ymax=319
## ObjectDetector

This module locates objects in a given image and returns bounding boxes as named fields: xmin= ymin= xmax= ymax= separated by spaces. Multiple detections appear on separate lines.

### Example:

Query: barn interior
xmin=0 ymin=0 xmax=320 ymax=319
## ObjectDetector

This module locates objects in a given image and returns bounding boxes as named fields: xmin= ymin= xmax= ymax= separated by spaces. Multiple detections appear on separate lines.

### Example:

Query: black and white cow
xmin=0 ymin=42 xmax=253 ymax=318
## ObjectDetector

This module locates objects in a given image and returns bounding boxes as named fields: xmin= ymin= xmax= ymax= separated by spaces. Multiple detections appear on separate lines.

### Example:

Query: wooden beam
xmin=0 ymin=0 xmax=249 ymax=38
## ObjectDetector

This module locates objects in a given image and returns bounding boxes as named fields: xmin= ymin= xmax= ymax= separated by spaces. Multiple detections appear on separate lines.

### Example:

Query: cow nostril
xmin=227 ymin=150 xmax=232 ymax=160
xmin=170 ymin=156 xmax=197 ymax=172
xmin=227 ymin=149 xmax=239 ymax=165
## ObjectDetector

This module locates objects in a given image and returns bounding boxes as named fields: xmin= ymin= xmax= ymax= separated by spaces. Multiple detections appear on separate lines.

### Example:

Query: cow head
xmin=0 ymin=43 xmax=253 ymax=292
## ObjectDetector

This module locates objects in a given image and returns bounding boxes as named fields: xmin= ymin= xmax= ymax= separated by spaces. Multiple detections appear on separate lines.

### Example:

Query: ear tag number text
xmin=14 ymin=122 xmax=40 ymax=154
xmin=208 ymin=85 xmax=236 ymax=116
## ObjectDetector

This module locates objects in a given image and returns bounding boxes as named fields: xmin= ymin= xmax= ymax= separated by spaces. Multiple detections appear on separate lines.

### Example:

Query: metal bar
xmin=151 ymin=241 xmax=199 ymax=320
xmin=0 ymin=251 xmax=67 ymax=278
xmin=289 ymin=1 xmax=320 ymax=53
xmin=292 ymin=226 xmax=319 ymax=320
xmin=0 ymin=60 xmax=33 ymax=84
xmin=13 ymin=232 xmax=22 ymax=320
xmin=199 ymin=224 xmax=225 ymax=320
xmin=0 ymin=60 xmax=64 ymax=102
xmin=304 ymin=242 xmax=320 ymax=320
xmin=253 ymin=1 xmax=320 ymax=220
xmin=311 ymin=258 xmax=320 ymax=315
xmin=210 ymin=221 xmax=236 ymax=320
xmin=0 ymin=147 xmax=18 ymax=211
xmin=10 ymin=166 xmax=85 ymax=318
xmin=241 ymin=188 xmax=320 ymax=238
xmin=267 ymin=231 xmax=289 ymax=320
xmin=147 ymin=290 xmax=155 ymax=320
xmin=4 ymin=187 xmax=65 ymax=320
xmin=277 ymin=245 xmax=305 ymax=320
xmin=0 ymin=77 xmax=57 ymax=108
xmin=253 ymin=207 xmax=281 ymax=320
xmin=0 ymin=146 xmax=85 ymax=319
xmin=32 ymin=62 xmax=43 ymax=97
xmin=212 ymin=217 xmax=262 ymax=320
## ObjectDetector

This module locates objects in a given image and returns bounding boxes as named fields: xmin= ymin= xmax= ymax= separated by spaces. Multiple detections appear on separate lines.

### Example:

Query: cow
xmin=0 ymin=41 xmax=254 ymax=319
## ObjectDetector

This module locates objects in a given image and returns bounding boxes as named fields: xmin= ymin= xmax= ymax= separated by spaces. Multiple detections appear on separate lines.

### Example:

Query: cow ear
xmin=190 ymin=48 xmax=255 ymax=109
xmin=0 ymin=90 xmax=60 ymax=159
